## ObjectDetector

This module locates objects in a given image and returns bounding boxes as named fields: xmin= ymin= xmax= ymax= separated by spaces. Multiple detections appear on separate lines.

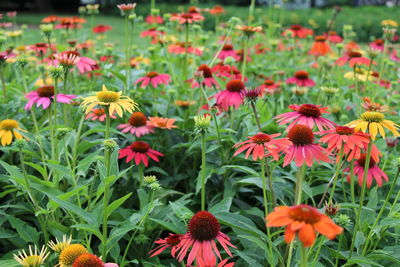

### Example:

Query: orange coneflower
xmin=309 ymin=36 xmax=332 ymax=56
xmin=148 ymin=117 xmax=178 ymax=129
xmin=267 ymin=204 xmax=343 ymax=247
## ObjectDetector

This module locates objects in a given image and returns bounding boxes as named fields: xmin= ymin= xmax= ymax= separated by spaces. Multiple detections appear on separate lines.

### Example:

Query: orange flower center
xmin=198 ymin=64 xmax=212 ymax=78
xmin=35 ymin=43 xmax=47 ymax=48
xmin=357 ymin=153 xmax=376 ymax=167
xmin=64 ymin=50 xmax=81 ymax=57
xmin=298 ymin=104 xmax=321 ymax=118
xmin=335 ymin=126 xmax=354 ymax=135
xmin=128 ymin=112 xmax=147 ymax=127
xmin=294 ymin=71 xmax=309 ymax=80
xmin=188 ymin=7 xmax=199 ymax=13
xmin=146 ymin=71 xmax=159 ymax=78
xmin=374 ymin=39 xmax=384 ymax=46
xmin=226 ymin=79 xmax=245 ymax=92
xmin=287 ymin=125 xmax=314 ymax=145
xmin=130 ymin=141 xmax=150 ymax=153
xmin=329 ymin=31 xmax=337 ymax=35
xmin=189 ymin=211 xmax=220 ymax=241
xmin=37 ymin=86 xmax=55 ymax=97
xmin=264 ymin=80 xmax=275 ymax=86
xmin=315 ymin=36 xmax=326 ymax=42
xmin=252 ymin=133 xmax=272 ymax=144
xmin=72 ymin=253 xmax=103 ymax=267
xmin=288 ymin=205 xmax=321 ymax=224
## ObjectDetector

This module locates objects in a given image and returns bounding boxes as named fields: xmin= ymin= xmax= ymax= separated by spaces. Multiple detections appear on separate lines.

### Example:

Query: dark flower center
xmin=335 ymin=126 xmax=354 ymax=135
xmin=329 ymin=31 xmax=337 ymax=35
xmin=92 ymin=109 xmax=106 ymax=116
xmin=298 ymin=104 xmax=321 ymax=118
xmin=222 ymin=44 xmax=233 ymax=51
xmin=128 ymin=112 xmax=147 ymax=127
xmin=37 ymin=86 xmax=55 ymax=97
xmin=189 ymin=211 xmax=220 ymax=241
xmin=357 ymin=153 xmax=376 ymax=167
xmin=64 ymin=50 xmax=81 ymax=57
xmin=146 ymin=71 xmax=159 ymax=78
xmin=290 ymin=25 xmax=302 ymax=31
xmin=35 ymin=43 xmax=47 ymax=48
xmin=374 ymin=39 xmax=384 ymax=46
xmin=226 ymin=79 xmax=245 ymax=92
xmin=264 ymin=80 xmax=275 ymax=86
xmin=287 ymin=124 xmax=314 ymax=145
xmin=252 ymin=133 xmax=272 ymax=144
xmin=315 ymin=36 xmax=326 ymax=42
xmin=181 ymin=13 xmax=194 ymax=19
xmin=198 ymin=64 xmax=212 ymax=78
xmin=188 ymin=6 xmax=200 ymax=13
xmin=294 ymin=71 xmax=309 ymax=80
xmin=130 ymin=141 xmax=150 ymax=153
xmin=348 ymin=51 xmax=362 ymax=58
xmin=288 ymin=205 xmax=321 ymax=224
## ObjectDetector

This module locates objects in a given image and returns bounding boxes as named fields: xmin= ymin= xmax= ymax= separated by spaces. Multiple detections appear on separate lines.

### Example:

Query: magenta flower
xmin=117 ymin=112 xmax=155 ymax=137
xmin=190 ymin=64 xmax=219 ymax=89
xmin=118 ymin=141 xmax=163 ymax=167
xmin=85 ymin=108 xmax=117 ymax=122
xmin=135 ymin=72 xmax=171 ymax=88
xmin=24 ymin=86 xmax=76 ymax=110
xmin=286 ymin=70 xmax=316 ymax=87
xmin=335 ymin=51 xmax=374 ymax=67
xmin=53 ymin=51 xmax=97 ymax=74
xmin=217 ymin=44 xmax=239 ymax=61
xmin=214 ymin=79 xmax=245 ymax=110
xmin=275 ymin=104 xmax=336 ymax=131
xmin=149 ymin=233 xmax=182 ymax=258
xmin=369 ymin=39 xmax=385 ymax=52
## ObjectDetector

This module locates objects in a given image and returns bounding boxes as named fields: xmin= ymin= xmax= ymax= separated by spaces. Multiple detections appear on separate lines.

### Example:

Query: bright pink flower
xmin=283 ymin=25 xmax=313 ymax=38
xmin=118 ymin=141 xmax=163 ymax=167
xmin=217 ymin=44 xmax=239 ymax=61
xmin=275 ymin=104 xmax=336 ymax=131
xmin=389 ymin=48 xmax=400 ymax=62
xmin=6 ymin=11 xmax=17 ymax=18
xmin=214 ymin=79 xmax=245 ymax=110
xmin=327 ymin=31 xmax=343 ymax=43
xmin=190 ymin=64 xmax=219 ymax=88
xmin=135 ymin=72 xmax=171 ymax=88
xmin=140 ymin=27 xmax=164 ymax=38
xmin=117 ymin=112 xmax=155 ymax=137
xmin=233 ymin=133 xmax=292 ymax=161
xmin=369 ymin=39 xmax=385 ymax=52
xmin=175 ymin=211 xmax=236 ymax=266
xmin=85 ymin=108 xmax=116 ymax=122
xmin=283 ymin=125 xmax=332 ymax=167
xmin=93 ymin=24 xmax=112 ymax=34
xmin=24 ymin=86 xmax=76 ymax=110
xmin=145 ymin=15 xmax=164 ymax=24
xmin=258 ymin=79 xmax=281 ymax=95
xmin=286 ymin=70 xmax=316 ymax=87
xmin=318 ymin=126 xmax=381 ymax=162
xmin=149 ymin=233 xmax=182 ymax=257
xmin=53 ymin=51 xmax=97 ymax=73
xmin=193 ymin=257 xmax=235 ymax=267
xmin=29 ymin=43 xmax=53 ymax=58
xmin=170 ymin=13 xmax=204 ymax=24
xmin=345 ymin=154 xmax=388 ymax=188
xmin=335 ymin=51 xmax=374 ymax=67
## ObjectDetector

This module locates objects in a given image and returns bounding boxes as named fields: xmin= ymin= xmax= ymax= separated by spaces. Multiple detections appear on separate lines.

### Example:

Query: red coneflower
xmin=117 ymin=112 xmax=155 ymax=137
xmin=168 ymin=42 xmax=203 ymax=56
xmin=190 ymin=64 xmax=219 ymax=88
xmin=309 ymin=36 xmax=332 ymax=56
xmin=283 ymin=24 xmax=313 ymax=38
xmin=345 ymin=153 xmax=388 ymax=188
xmin=42 ymin=15 xmax=59 ymax=23
xmin=233 ymin=133 xmax=292 ymax=161
xmin=140 ymin=27 xmax=164 ymax=38
xmin=170 ymin=12 xmax=204 ymax=24
xmin=85 ymin=108 xmax=116 ymax=122
xmin=211 ymin=63 xmax=242 ymax=80
xmin=369 ymin=39 xmax=385 ymax=52
xmin=149 ymin=233 xmax=182 ymax=257
xmin=335 ymin=51 xmax=374 ymax=67
xmin=214 ymin=79 xmax=245 ymax=110
xmin=209 ymin=5 xmax=225 ymax=15
xmin=283 ymin=125 xmax=332 ymax=167
xmin=318 ymin=126 xmax=381 ymax=162
xmin=275 ymin=104 xmax=336 ymax=131
xmin=217 ymin=44 xmax=239 ymax=61
xmin=118 ymin=141 xmax=163 ymax=167
xmin=258 ymin=79 xmax=281 ymax=95
xmin=266 ymin=204 xmax=343 ymax=247
xmin=135 ymin=72 xmax=171 ymax=88
xmin=145 ymin=15 xmax=164 ymax=24
xmin=286 ymin=70 xmax=316 ymax=87
xmin=175 ymin=211 xmax=236 ymax=266
xmin=92 ymin=24 xmax=112 ymax=34
xmin=327 ymin=31 xmax=343 ymax=43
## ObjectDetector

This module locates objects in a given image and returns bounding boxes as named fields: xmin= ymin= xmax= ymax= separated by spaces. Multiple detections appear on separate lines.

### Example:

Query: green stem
xmin=248 ymin=0 xmax=256 ymax=23
xmin=260 ymin=158 xmax=269 ymax=216
xmin=348 ymin=140 xmax=373 ymax=259
xmin=201 ymin=134 xmax=207 ymax=211
xmin=300 ymin=245 xmax=308 ymax=267
xmin=311 ymin=236 xmax=324 ymax=267
xmin=183 ymin=23 xmax=190 ymax=81
xmin=328 ymin=144 xmax=344 ymax=204
xmin=250 ymin=101 xmax=262 ymax=132
xmin=0 ymin=65 xmax=6 ymax=99
xmin=295 ymin=164 xmax=307 ymax=205
xmin=335 ymin=234 xmax=343 ymax=267
xmin=209 ymin=24 xmax=234 ymax=67
xmin=138 ymin=163 xmax=144 ymax=186
xmin=49 ymin=106 xmax=56 ymax=161
xmin=241 ymin=37 xmax=249 ymax=82
xmin=361 ymin=166 xmax=400 ymax=255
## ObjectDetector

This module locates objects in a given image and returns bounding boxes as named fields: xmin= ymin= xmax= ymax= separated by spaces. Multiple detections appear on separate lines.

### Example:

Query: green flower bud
xmin=16 ymin=56 xmax=29 ymax=69
xmin=223 ymin=56 xmax=236 ymax=65
xmin=194 ymin=114 xmax=211 ymax=135
xmin=13 ymin=139 xmax=26 ymax=148
xmin=56 ymin=128 xmax=71 ymax=139
xmin=49 ymin=66 xmax=64 ymax=79
xmin=103 ymin=139 xmax=118 ymax=151
xmin=228 ymin=17 xmax=241 ymax=26
xmin=334 ymin=214 xmax=352 ymax=229
xmin=78 ymin=6 xmax=87 ymax=15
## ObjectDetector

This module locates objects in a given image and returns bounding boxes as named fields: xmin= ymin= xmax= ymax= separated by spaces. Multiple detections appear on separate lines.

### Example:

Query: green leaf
xmin=150 ymin=218 xmax=184 ymax=234
xmin=7 ymin=216 xmax=40 ymax=244
xmin=72 ymin=224 xmax=103 ymax=242
xmin=222 ymin=165 xmax=259 ymax=177
xmin=106 ymin=193 xmax=132 ymax=218
xmin=355 ymin=231 xmax=366 ymax=251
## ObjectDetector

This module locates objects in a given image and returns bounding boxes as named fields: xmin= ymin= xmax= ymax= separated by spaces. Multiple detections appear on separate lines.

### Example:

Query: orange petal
xmin=290 ymin=221 xmax=305 ymax=231
xmin=284 ymin=226 xmax=295 ymax=244
xmin=298 ymin=224 xmax=316 ymax=247
xmin=266 ymin=208 xmax=292 ymax=227
xmin=313 ymin=216 xmax=343 ymax=239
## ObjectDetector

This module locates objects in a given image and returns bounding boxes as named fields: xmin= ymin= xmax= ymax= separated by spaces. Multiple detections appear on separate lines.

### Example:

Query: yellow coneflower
xmin=344 ymin=68 xmax=373 ymax=82
xmin=175 ymin=100 xmax=196 ymax=108
xmin=34 ymin=77 xmax=53 ymax=87
xmin=347 ymin=111 xmax=400 ymax=139
xmin=0 ymin=119 xmax=27 ymax=146
xmin=48 ymin=235 xmax=72 ymax=253
xmin=81 ymin=85 xmax=138 ymax=117
xmin=6 ymin=30 xmax=23 ymax=38
xmin=381 ymin=19 xmax=398 ymax=28
xmin=14 ymin=245 xmax=49 ymax=267
xmin=59 ymin=244 xmax=88 ymax=267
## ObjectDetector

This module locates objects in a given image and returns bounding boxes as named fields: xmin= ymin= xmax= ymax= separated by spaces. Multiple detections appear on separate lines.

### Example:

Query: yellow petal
xmin=114 ymin=104 xmax=123 ymax=117
xmin=13 ymin=130 xmax=22 ymax=140
xmin=2 ymin=130 xmax=12 ymax=146
xmin=369 ymin=122 xmax=378 ymax=138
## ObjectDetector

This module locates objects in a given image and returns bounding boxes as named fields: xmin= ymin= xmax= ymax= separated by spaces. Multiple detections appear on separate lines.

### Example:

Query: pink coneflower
xmin=135 ymin=72 xmax=171 ymax=88
xmin=29 ymin=43 xmax=51 ymax=58
xmin=283 ymin=125 xmax=331 ymax=167
xmin=54 ymin=51 xmax=97 ymax=73
xmin=148 ymin=117 xmax=178 ymax=129
xmin=318 ymin=126 xmax=381 ymax=162
xmin=233 ymin=133 xmax=292 ymax=161
xmin=24 ymin=86 xmax=76 ymax=110
xmin=190 ymin=64 xmax=219 ymax=88
xmin=85 ymin=108 xmax=116 ymax=122
xmin=92 ymin=24 xmax=112 ymax=34
xmin=335 ymin=51 xmax=374 ymax=67
xmin=170 ymin=12 xmax=204 ymax=24
xmin=375 ymin=79 xmax=391 ymax=89
xmin=327 ymin=31 xmax=343 ymax=43
xmin=118 ymin=141 xmax=163 ymax=167
xmin=214 ymin=79 xmax=245 ymax=110
xmin=117 ymin=112 xmax=155 ymax=137
xmin=275 ymin=104 xmax=336 ymax=131
xmin=286 ymin=70 xmax=316 ymax=87
xmin=345 ymin=154 xmax=388 ymax=188
xmin=168 ymin=42 xmax=202 ymax=56
xmin=211 ymin=63 xmax=242 ymax=80
xmin=217 ymin=44 xmax=239 ymax=61
xmin=149 ymin=233 xmax=182 ymax=257
xmin=389 ymin=48 xmax=400 ymax=62
xmin=140 ymin=27 xmax=164 ymax=38
xmin=7 ymin=11 xmax=17 ymax=18
xmin=145 ymin=15 xmax=164 ymax=24
xmin=258 ymin=79 xmax=281 ymax=95
xmin=117 ymin=3 xmax=136 ymax=15
xmin=175 ymin=211 xmax=236 ymax=266
xmin=369 ymin=39 xmax=385 ymax=52
xmin=309 ymin=36 xmax=332 ymax=56
xmin=283 ymin=25 xmax=313 ymax=38
xmin=193 ymin=258 xmax=235 ymax=267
